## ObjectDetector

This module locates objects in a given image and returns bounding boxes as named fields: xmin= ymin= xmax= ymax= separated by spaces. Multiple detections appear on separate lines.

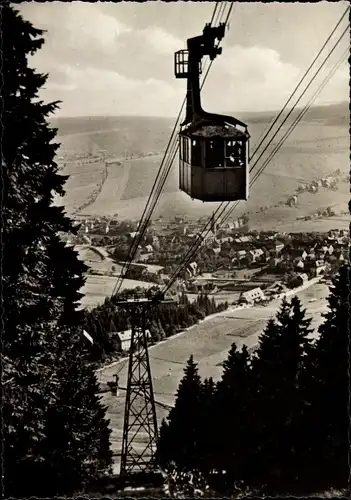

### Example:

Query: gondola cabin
xmin=179 ymin=121 xmax=249 ymax=202
xmin=175 ymin=23 xmax=250 ymax=202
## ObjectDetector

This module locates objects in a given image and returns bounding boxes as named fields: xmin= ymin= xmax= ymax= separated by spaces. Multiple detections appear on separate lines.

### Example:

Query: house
xmin=306 ymin=260 xmax=327 ymax=277
xmin=236 ymin=249 xmax=247 ymax=259
xmin=298 ymin=250 xmax=308 ymax=260
xmin=128 ymin=231 xmax=140 ymax=240
xmin=145 ymin=244 xmax=154 ymax=253
xmin=296 ymin=273 xmax=309 ymax=286
xmin=203 ymin=230 xmax=217 ymax=243
xmin=222 ymin=222 xmax=235 ymax=230
xmin=306 ymin=251 xmax=316 ymax=260
xmin=286 ymin=249 xmax=308 ymax=261
xmin=274 ymin=242 xmax=285 ymax=254
xmin=138 ymin=252 xmax=153 ymax=262
xmin=205 ymin=247 xmax=220 ymax=258
xmin=219 ymin=236 xmax=234 ymax=245
xmin=115 ymin=329 xmax=151 ymax=352
xmin=326 ymin=244 xmax=334 ymax=255
xmin=295 ymin=259 xmax=305 ymax=270
xmin=268 ymin=257 xmax=282 ymax=267
xmin=232 ymin=250 xmax=247 ymax=264
xmin=240 ymin=287 xmax=265 ymax=304
xmin=334 ymin=251 xmax=345 ymax=263
xmin=314 ymin=260 xmax=327 ymax=276
xmin=248 ymin=248 xmax=264 ymax=263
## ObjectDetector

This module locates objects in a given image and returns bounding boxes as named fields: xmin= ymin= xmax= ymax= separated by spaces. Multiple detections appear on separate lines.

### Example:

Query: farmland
xmin=54 ymin=106 xmax=349 ymax=231
xmin=75 ymin=245 xmax=159 ymax=310
xmin=79 ymin=274 xmax=157 ymax=310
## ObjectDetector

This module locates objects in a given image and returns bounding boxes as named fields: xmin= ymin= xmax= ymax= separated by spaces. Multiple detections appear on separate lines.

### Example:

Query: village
xmin=60 ymin=215 xmax=349 ymax=358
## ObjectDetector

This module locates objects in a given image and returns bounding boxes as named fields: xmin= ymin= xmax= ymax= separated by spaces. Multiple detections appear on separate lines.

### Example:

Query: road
xmin=97 ymin=279 xmax=330 ymax=474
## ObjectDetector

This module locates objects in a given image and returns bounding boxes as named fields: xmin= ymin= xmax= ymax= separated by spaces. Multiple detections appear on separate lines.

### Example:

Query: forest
xmin=158 ymin=267 xmax=349 ymax=496
xmin=84 ymin=289 xmax=228 ymax=364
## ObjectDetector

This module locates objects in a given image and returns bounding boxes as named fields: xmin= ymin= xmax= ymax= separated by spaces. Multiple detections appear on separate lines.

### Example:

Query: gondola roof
xmin=182 ymin=122 xmax=247 ymax=139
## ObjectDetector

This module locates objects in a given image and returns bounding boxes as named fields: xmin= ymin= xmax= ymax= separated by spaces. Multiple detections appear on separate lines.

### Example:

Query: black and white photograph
xmin=3 ymin=0 xmax=350 ymax=497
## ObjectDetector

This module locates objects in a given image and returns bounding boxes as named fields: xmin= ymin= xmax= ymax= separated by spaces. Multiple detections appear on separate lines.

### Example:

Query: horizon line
xmin=50 ymin=100 xmax=347 ymax=121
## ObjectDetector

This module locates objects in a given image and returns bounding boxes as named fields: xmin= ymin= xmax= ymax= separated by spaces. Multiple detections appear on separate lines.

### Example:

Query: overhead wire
xmin=249 ymin=46 xmax=349 ymax=190
xmin=250 ymin=4 xmax=350 ymax=163
xmin=210 ymin=2 xmax=220 ymax=26
xmin=112 ymin=3 xmax=225 ymax=296
xmin=220 ymin=51 xmax=348 ymax=227
xmin=162 ymin=18 xmax=349 ymax=294
xmin=112 ymin=2 xmax=233 ymax=297
xmin=206 ymin=40 xmax=349 ymax=230
xmin=164 ymin=13 xmax=349 ymax=287
xmin=249 ymin=22 xmax=350 ymax=175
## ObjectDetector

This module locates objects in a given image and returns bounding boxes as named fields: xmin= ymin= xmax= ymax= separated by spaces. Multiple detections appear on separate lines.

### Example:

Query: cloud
xmin=201 ymin=44 xmax=348 ymax=113
xmin=25 ymin=2 xmax=183 ymax=88
xmin=141 ymin=26 xmax=183 ymax=55
xmin=20 ymin=2 xmax=348 ymax=117
xmin=41 ymin=66 xmax=184 ymax=117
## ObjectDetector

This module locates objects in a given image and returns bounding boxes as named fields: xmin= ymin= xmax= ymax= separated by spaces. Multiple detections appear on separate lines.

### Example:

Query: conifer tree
xmin=251 ymin=297 xmax=312 ymax=491
xmin=157 ymin=355 xmax=203 ymax=471
xmin=305 ymin=264 xmax=350 ymax=490
xmin=3 ymin=4 xmax=112 ymax=496
xmin=214 ymin=344 xmax=254 ymax=488
xmin=197 ymin=377 xmax=216 ymax=475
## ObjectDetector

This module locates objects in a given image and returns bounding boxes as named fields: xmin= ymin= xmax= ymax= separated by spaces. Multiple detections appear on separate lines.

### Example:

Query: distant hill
xmin=51 ymin=101 xmax=349 ymax=134
xmin=52 ymin=102 xmax=349 ymax=228
xmin=232 ymin=101 xmax=349 ymax=127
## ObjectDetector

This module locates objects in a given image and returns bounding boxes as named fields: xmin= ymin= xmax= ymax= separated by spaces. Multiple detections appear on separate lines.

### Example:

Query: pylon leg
xmin=119 ymin=301 xmax=159 ymax=480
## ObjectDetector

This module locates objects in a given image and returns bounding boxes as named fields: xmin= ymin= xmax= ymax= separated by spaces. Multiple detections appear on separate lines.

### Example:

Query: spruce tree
xmin=157 ymin=355 xmax=203 ymax=471
xmin=197 ymin=377 xmax=216 ymax=476
xmin=251 ymin=297 xmax=312 ymax=492
xmin=305 ymin=264 xmax=350 ymax=490
xmin=214 ymin=344 xmax=254 ymax=489
xmin=3 ymin=4 xmax=112 ymax=496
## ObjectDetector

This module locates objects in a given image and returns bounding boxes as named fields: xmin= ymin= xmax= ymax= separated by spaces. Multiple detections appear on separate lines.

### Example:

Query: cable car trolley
xmin=175 ymin=23 xmax=250 ymax=202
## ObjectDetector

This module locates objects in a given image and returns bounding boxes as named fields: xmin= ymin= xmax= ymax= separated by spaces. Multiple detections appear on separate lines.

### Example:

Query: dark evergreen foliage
xmin=84 ymin=290 xmax=227 ymax=363
xmin=303 ymin=264 xmax=350 ymax=490
xmin=158 ymin=275 xmax=349 ymax=496
xmin=250 ymin=297 xmax=313 ymax=491
xmin=3 ymin=4 xmax=112 ymax=496
xmin=214 ymin=344 xmax=255 ymax=489
xmin=157 ymin=355 xmax=204 ymax=471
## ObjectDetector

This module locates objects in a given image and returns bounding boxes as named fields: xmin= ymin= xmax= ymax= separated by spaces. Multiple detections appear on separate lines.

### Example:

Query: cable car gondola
xmin=174 ymin=23 xmax=250 ymax=202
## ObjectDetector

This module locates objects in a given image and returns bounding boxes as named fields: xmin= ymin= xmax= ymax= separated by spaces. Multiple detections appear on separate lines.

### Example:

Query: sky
xmin=18 ymin=1 xmax=350 ymax=118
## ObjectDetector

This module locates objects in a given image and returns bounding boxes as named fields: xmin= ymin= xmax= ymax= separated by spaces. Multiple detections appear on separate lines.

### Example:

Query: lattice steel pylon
xmin=117 ymin=294 xmax=173 ymax=481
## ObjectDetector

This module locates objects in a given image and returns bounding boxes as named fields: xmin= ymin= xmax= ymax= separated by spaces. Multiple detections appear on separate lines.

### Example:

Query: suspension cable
xmin=250 ymin=4 xmax=350 ymax=163
xmin=112 ymin=2 xmax=233 ymax=297
xmin=221 ymin=47 xmax=349 ymax=227
xmin=162 ymin=22 xmax=349 ymax=294
xmin=249 ymin=22 xmax=349 ymax=175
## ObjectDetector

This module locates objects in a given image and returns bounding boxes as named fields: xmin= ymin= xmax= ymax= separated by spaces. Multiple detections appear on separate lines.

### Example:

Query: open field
xmin=53 ymin=105 xmax=349 ymax=230
xmin=76 ymin=245 xmax=124 ymax=275
xmin=249 ymin=184 xmax=350 ymax=232
xmin=59 ymin=160 xmax=107 ymax=213
xmin=85 ymin=154 xmax=174 ymax=216
xmin=79 ymin=274 xmax=157 ymax=310
xmin=97 ymin=279 xmax=329 ymax=473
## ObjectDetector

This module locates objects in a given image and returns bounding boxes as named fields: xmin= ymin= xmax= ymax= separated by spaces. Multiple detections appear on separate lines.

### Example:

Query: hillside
xmin=53 ymin=102 xmax=349 ymax=228
xmin=232 ymin=101 xmax=349 ymax=127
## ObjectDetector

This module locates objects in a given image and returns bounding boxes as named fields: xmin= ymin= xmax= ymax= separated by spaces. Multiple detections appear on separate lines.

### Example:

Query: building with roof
xmin=296 ymin=273 xmax=309 ymax=286
xmin=115 ymin=329 xmax=151 ymax=353
xmin=240 ymin=287 xmax=265 ymax=304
